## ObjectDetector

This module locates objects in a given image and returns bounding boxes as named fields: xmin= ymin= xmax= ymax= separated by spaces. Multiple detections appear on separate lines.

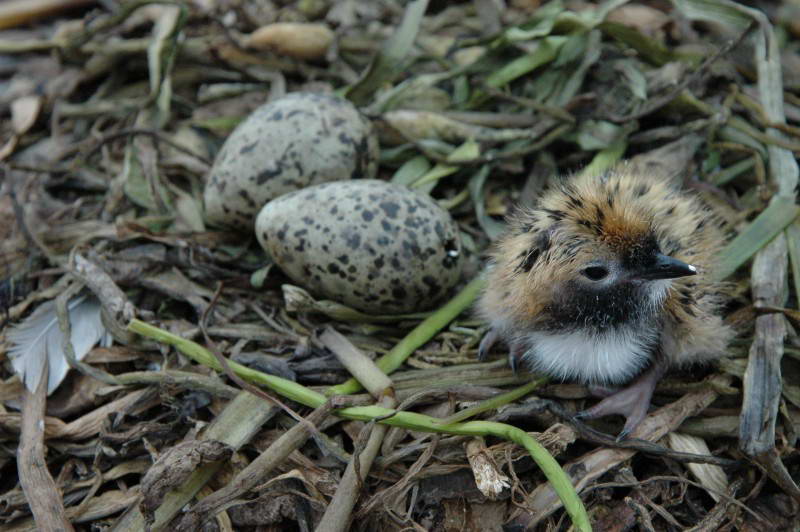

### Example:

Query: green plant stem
xmin=327 ymin=276 xmax=486 ymax=396
xmin=436 ymin=376 xmax=550 ymax=425
xmin=128 ymin=319 xmax=327 ymax=407
xmin=126 ymin=314 xmax=591 ymax=532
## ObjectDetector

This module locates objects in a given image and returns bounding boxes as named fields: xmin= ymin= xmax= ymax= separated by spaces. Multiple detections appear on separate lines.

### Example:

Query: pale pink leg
xmin=577 ymin=362 xmax=667 ymax=440
xmin=586 ymin=384 xmax=618 ymax=398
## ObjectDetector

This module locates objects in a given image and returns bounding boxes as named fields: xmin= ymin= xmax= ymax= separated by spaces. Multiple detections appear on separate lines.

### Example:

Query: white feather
xmin=7 ymin=296 xmax=111 ymax=394
xmin=520 ymin=324 xmax=659 ymax=385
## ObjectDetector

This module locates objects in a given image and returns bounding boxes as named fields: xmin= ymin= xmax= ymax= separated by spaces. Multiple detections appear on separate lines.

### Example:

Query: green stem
xmin=436 ymin=376 xmax=549 ymax=426
xmin=126 ymin=313 xmax=591 ymax=531
xmin=327 ymin=276 xmax=486 ymax=396
xmin=127 ymin=320 xmax=326 ymax=407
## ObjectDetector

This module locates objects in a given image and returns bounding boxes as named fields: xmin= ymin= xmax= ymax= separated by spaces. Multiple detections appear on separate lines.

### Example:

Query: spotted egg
xmin=204 ymin=92 xmax=379 ymax=230
xmin=255 ymin=180 xmax=464 ymax=313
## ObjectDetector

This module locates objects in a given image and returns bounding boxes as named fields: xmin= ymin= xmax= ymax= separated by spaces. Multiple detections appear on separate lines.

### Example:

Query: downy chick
xmin=477 ymin=168 xmax=732 ymax=438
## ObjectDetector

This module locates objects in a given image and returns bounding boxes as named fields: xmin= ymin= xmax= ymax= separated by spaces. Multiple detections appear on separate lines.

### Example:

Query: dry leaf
xmin=246 ymin=23 xmax=334 ymax=60
xmin=606 ymin=4 xmax=671 ymax=39
xmin=0 ymin=0 xmax=95 ymax=31
xmin=11 ymin=95 xmax=42 ymax=134
xmin=466 ymin=438 xmax=510 ymax=499
xmin=667 ymin=432 xmax=729 ymax=502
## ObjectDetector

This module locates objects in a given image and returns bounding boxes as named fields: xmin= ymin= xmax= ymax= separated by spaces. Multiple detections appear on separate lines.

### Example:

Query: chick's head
xmin=481 ymin=170 xmax=712 ymax=335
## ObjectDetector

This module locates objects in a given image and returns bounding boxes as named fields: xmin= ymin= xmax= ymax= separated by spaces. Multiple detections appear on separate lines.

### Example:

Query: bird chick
xmin=477 ymin=168 xmax=732 ymax=438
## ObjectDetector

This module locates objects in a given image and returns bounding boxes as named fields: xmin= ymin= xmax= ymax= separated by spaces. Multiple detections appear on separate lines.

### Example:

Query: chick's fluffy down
xmin=478 ymin=167 xmax=733 ymax=377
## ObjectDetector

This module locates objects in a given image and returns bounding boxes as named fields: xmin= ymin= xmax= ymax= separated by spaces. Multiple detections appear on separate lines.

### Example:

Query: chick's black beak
xmin=634 ymin=253 xmax=697 ymax=281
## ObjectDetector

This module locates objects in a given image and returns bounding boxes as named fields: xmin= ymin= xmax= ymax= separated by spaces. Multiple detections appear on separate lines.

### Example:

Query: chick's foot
xmin=577 ymin=363 xmax=666 ymax=440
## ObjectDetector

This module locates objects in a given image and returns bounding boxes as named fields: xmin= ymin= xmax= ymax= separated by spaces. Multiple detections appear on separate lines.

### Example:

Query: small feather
xmin=7 ymin=295 xmax=111 ymax=394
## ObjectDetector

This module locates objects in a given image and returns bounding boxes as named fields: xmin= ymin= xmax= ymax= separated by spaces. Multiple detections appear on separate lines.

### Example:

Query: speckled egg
xmin=255 ymin=180 xmax=464 ymax=313
xmin=204 ymin=92 xmax=379 ymax=230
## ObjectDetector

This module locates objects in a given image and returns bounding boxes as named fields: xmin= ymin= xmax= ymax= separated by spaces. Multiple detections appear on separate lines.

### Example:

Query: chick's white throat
xmin=520 ymin=280 xmax=672 ymax=385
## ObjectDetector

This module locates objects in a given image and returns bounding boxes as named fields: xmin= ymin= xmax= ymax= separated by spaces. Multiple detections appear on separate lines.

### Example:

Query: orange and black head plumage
xmin=478 ymin=167 xmax=732 ymax=386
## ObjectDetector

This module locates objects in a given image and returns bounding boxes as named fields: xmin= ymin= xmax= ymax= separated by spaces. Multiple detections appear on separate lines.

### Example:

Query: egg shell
xmin=204 ymin=92 xmax=379 ymax=230
xmin=256 ymin=180 xmax=464 ymax=313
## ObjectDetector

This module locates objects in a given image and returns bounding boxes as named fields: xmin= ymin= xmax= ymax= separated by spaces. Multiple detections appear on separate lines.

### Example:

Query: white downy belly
xmin=521 ymin=326 xmax=658 ymax=385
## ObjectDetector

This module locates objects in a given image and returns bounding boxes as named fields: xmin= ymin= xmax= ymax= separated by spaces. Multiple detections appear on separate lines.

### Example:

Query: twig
xmin=176 ymin=400 xmax=335 ymax=530
xmin=83 ymin=128 xmax=212 ymax=165
xmin=4 ymin=169 xmax=59 ymax=262
xmin=316 ymin=328 xmax=398 ymax=532
xmin=735 ymin=90 xmax=800 ymax=140
xmin=316 ymin=396 xmax=394 ymax=532
xmin=198 ymin=282 xmax=310 ymax=427
xmin=18 ymin=364 xmax=75 ymax=531
xmin=127 ymin=318 xmax=592 ymax=532
xmin=604 ymin=22 xmax=755 ymax=123
xmin=6 ymin=181 xmax=38 ymax=252
xmin=114 ymin=370 xmax=240 ymax=399
xmin=626 ymin=497 xmax=656 ymax=532
xmin=388 ymin=122 xmax=573 ymax=167
xmin=55 ymin=282 xmax=121 ymax=386
xmin=436 ymin=377 xmax=549 ymax=426
xmin=586 ymin=476 xmax=759 ymax=522
xmin=484 ymin=87 xmax=576 ymax=123
xmin=69 ymin=250 xmax=138 ymax=345
xmin=328 ymin=277 xmax=485 ymax=396
xmin=319 ymin=327 xmax=393 ymax=398
xmin=541 ymin=399 xmax=740 ymax=467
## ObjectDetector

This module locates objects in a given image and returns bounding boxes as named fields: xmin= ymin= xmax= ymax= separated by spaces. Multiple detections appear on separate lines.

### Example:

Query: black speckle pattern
xmin=514 ymin=248 xmax=540 ymax=273
xmin=256 ymin=180 xmax=464 ymax=313
xmin=380 ymin=202 xmax=401 ymax=219
xmin=204 ymin=92 xmax=379 ymax=230
xmin=544 ymin=209 xmax=566 ymax=221
xmin=239 ymin=141 xmax=259 ymax=154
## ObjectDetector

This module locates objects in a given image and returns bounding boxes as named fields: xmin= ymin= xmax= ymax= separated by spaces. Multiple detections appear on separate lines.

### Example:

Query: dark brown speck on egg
xmin=255 ymin=180 xmax=464 ymax=313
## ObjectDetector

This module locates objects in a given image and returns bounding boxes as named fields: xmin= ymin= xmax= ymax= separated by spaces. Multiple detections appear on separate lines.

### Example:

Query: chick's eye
xmin=582 ymin=266 xmax=609 ymax=281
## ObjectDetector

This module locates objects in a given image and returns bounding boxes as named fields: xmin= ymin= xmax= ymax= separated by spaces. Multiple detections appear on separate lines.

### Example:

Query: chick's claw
xmin=477 ymin=328 xmax=499 ymax=362
xmin=478 ymin=330 xmax=527 ymax=375
xmin=578 ymin=364 xmax=665 ymax=440
xmin=508 ymin=342 xmax=526 ymax=374
xmin=578 ymin=384 xmax=651 ymax=440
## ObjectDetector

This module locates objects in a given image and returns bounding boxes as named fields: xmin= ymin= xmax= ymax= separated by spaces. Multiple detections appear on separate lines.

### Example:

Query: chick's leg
xmin=477 ymin=329 xmax=527 ymax=374
xmin=477 ymin=328 xmax=499 ymax=361
xmin=577 ymin=362 xmax=667 ymax=440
